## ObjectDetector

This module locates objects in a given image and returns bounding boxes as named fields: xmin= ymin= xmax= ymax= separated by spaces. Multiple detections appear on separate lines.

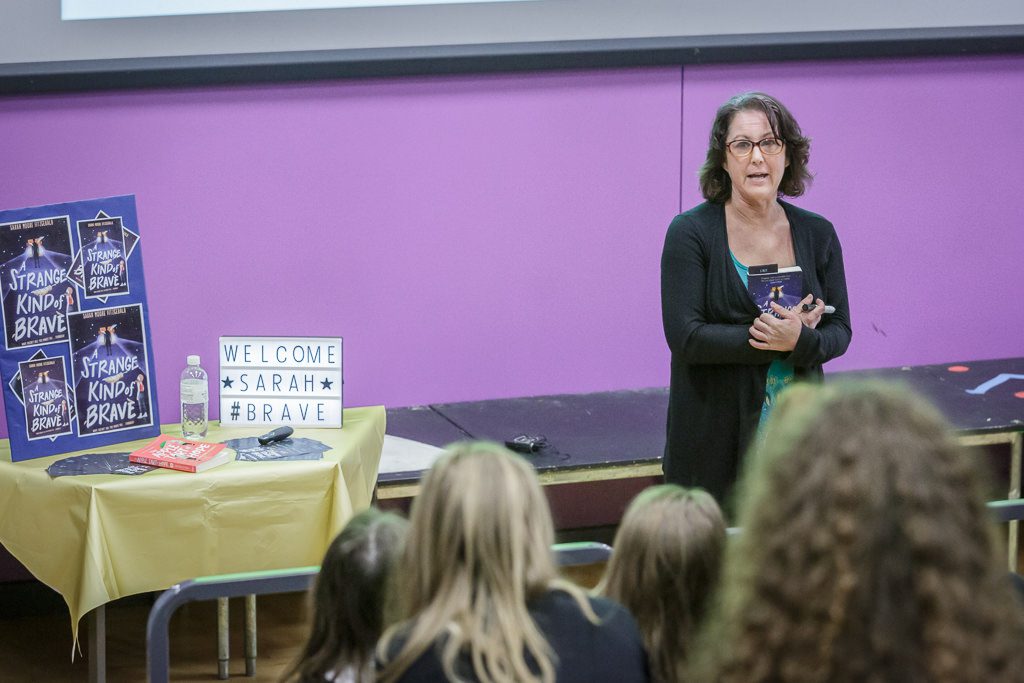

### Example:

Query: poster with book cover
xmin=68 ymin=304 xmax=153 ymax=437
xmin=77 ymin=216 xmax=130 ymax=299
xmin=19 ymin=356 xmax=73 ymax=441
xmin=0 ymin=195 xmax=159 ymax=462
xmin=0 ymin=216 xmax=77 ymax=350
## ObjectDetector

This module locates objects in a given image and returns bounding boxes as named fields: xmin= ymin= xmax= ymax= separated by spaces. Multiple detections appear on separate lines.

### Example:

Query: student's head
xmin=696 ymin=381 xmax=1024 ymax=683
xmin=282 ymin=507 xmax=408 ymax=683
xmin=380 ymin=441 xmax=565 ymax=683
xmin=600 ymin=484 xmax=725 ymax=683
xmin=405 ymin=440 xmax=556 ymax=606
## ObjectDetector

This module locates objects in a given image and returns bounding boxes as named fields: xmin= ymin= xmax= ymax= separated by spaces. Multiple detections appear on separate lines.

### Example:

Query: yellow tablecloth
xmin=0 ymin=406 xmax=385 ymax=641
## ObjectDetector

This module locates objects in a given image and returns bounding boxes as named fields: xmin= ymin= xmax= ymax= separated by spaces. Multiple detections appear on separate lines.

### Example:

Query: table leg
xmin=88 ymin=604 xmax=106 ymax=683
xmin=1009 ymin=433 xmax=1022 ymax=572
xmin=959 ymin=432 xmax=1023 ymax=571
xmin=244 ymin=594 xmax=257 ymax=676
xmin=218 ymin=597 xmax=230 ymax=679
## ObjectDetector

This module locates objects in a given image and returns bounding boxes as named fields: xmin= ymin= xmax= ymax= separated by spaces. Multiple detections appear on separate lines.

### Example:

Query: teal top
xmin=730 ymin=251 xmax=796 ymax=425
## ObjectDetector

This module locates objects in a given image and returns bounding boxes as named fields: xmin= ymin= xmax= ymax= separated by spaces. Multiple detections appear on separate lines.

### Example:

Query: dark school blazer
xmin=384 ymin=590 xmax=650 ymax=683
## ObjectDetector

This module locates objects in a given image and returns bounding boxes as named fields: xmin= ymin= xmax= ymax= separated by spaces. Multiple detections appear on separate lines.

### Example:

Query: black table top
xmin=385 ymin=404 xmax=469 ymax=447
xmin=834 ymin=357 xmax=1024 ymax=436
xmin=432 ymin=388 xmax=669 ymax=473
xmin=381 ymin=388 xmax=668 ymax=483
xmin=380 ymin=357 xmax=1024 ymax=486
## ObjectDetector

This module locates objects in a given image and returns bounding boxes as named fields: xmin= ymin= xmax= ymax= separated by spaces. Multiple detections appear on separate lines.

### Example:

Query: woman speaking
xmin=660 ymin=92 xmax=852 ymax=509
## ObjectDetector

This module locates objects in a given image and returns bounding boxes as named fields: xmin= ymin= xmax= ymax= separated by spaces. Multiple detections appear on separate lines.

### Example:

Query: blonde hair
xmin=693 ymin=381 xmax=1024 ymax=683
xmin=599 ymin=485 xmax=726 ymax=683
xmin=378 ymin=442 xmax=595 ymax=683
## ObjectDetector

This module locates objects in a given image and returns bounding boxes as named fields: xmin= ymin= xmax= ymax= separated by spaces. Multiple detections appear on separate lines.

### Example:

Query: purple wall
xmin=0 ymin=55 xmax=1021 ymax=437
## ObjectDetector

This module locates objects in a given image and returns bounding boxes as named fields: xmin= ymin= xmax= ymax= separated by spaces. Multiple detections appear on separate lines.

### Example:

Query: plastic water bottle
xmin=180 ymin=355 xmax=209 ymax=438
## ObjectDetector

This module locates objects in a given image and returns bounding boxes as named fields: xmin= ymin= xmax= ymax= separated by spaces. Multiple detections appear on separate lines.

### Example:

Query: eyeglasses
xmin=725 ymin=137 xmax=785 ymax=157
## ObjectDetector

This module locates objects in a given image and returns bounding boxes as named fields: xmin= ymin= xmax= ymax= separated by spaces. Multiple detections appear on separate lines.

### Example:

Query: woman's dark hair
xmin=698 ymin=91 xmax=812 ymax=203
xmin=281 ymin=508 xmax=408 ymax=683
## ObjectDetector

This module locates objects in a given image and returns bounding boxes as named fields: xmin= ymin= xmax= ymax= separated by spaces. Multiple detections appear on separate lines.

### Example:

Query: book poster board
xmin=0 ymin=195 xmax=159 ymax=461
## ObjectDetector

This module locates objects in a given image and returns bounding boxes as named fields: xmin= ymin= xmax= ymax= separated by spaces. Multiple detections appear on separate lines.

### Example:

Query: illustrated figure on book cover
xmin=0 ymin=216 xmax=76 ymax=350
xmin=131 ymin=372 xmax=149 ymax=419
xmin=67 ymin=304 xmax=153 ymax=436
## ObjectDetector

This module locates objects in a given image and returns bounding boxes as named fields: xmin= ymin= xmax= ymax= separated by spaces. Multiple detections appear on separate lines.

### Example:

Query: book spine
xmin=127 ymin=453 xmax=159 ymax=467
xmin=161 ymin=460 xmax=198 ymax=473
xmin=128 ymin=454 xmax=197 ymax=473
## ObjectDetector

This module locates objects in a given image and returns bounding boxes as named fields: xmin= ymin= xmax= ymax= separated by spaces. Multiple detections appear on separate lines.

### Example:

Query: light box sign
xmin=218 ymin=336 xmax=342 ymax=428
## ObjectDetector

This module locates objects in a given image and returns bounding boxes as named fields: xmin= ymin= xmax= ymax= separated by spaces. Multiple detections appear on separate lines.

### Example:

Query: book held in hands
xmin=747 ymin=264 xmax=803 ymax=318
xmin=128 ymin=435 xmax=231 ymax=473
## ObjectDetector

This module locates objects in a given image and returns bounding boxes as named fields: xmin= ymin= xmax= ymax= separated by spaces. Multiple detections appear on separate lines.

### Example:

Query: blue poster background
xmin=0 ymin=195 xmax=160 ymax=461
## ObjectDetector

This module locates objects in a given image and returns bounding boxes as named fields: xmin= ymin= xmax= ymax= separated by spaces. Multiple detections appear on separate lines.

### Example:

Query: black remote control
xmin=258 ymin=426 xmax=294 ymax=446
xmin=505 ymin=434 xmax=546 ymax=453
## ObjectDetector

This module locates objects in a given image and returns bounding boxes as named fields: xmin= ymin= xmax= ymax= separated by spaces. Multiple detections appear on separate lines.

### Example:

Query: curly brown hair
xmin=598 ymin=485 xmax=726 ymax=683
xmin=698 ymin=92 xmax=812 ymax=203
xmin=691 ymin=381 xmax=1024 ymax=683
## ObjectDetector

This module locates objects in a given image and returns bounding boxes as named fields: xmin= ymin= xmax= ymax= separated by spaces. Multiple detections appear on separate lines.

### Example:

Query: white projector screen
xmin=1 ymin=0 xmax=1017 ymax=65
xmin=1 ymin=0 xmax=1021 ymax=92
xmin=62 ymin=0 xmax=529 ymax=21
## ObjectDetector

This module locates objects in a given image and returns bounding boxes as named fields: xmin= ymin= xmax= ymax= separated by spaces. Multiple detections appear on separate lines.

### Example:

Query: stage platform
xmin=379 ymin=357 xmax=1024 ymax=500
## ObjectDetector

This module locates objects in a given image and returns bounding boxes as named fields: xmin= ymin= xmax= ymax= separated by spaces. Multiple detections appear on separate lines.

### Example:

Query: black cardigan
xmin=660 ymin=200 xmax=852 ymax=507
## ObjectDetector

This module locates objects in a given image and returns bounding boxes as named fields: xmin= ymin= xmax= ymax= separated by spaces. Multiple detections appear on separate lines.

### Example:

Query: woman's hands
xmin=749 ymin=294 xmax=826 ymax=351
xmin=749 ymin=301 xmax=804 ymax=352
xmin=796 ymin=293 xmax=825 ymax=329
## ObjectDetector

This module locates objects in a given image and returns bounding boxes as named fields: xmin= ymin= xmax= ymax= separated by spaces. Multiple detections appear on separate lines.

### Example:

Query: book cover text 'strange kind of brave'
xmin=0 ymin=195 xmax=159 ymax=461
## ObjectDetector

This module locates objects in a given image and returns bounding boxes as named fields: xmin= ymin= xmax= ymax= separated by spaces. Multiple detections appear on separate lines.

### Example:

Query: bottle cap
xmin=187 ymin=355 xmax=200 ymax=365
